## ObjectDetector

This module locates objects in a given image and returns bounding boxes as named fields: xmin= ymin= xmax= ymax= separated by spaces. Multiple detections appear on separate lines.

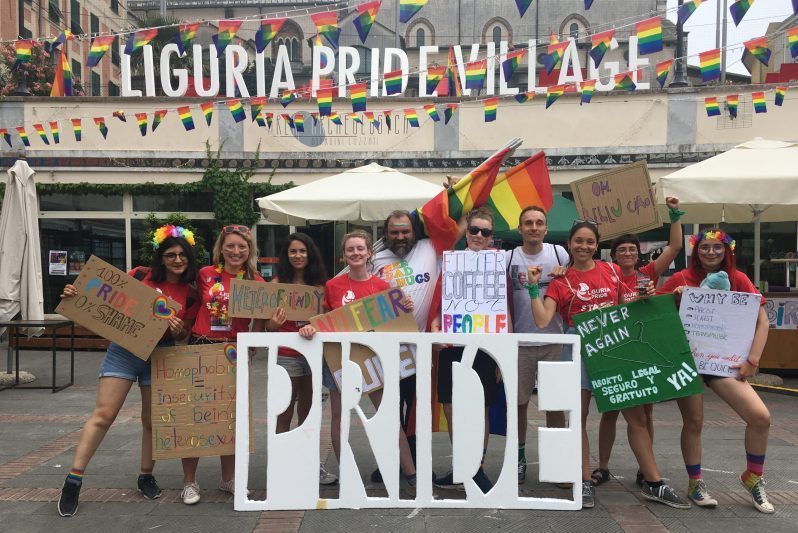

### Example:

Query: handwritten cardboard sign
xmin=570 ymin=160 xmax=662 ymax=242
xmin=441 ymin=250 xmax=508 ymax=333
xmin=765 ymin=296 xmax=798 ymax=330
xmin=229 ymin=279 xmax=324 ymax=321
xmin=573 ymin=295 xmax=703 ymax=412
xmin=55 ymin=255 xmax=180 ymax=361
xmin=679 ymin=287 xmax=762 ymax=377
xmin=309 ymin=287 xmax=418 ymax=393
xmin=151 ymin=343 xmax=252 ymax=459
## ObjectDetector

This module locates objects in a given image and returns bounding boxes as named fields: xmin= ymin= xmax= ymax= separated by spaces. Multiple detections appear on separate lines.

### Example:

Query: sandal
xmin=591 ymin=468 xmax=611 ymax=486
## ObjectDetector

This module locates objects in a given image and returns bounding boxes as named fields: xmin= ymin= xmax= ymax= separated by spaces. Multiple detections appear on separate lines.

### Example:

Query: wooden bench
xmin=11 ymin=324 xmax=109 ymax=351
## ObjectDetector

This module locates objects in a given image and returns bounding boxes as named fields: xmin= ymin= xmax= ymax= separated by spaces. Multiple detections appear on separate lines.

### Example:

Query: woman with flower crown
xmin=659 ymin=229 xmax=774 ymax=514
xmin=57 ymin=225 xmax=201 ymax=518
xmin=180 ymin=225 xmax=265 ymax=505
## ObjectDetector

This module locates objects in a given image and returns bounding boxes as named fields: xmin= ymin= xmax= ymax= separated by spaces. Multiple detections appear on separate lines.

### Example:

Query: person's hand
xmin=443 ymin=175 xmax=460 ymax=189
xmin=168 ymin=316 xmax=185 ymax=337
xmin=401 ymin=295 xmax=414 ymax=311
xmin=665 ymin=196 xmax=680 ymax=210
xmin=733 ymin=360 xmax=757 ymax=381
xmin=549 ymin=266 xmax=568 ymax=278
xmin=645 ymin=280 xmax=656 ymax=297
xmin=268 ymin=308 xmax=287 ymax=331
xmin=299 ymin=324 xmax=317 ymax=339
xmin=526 ymin=266 xmax=543 ymax=285
xmin=60 ymin=284 xmax=77 ymax=299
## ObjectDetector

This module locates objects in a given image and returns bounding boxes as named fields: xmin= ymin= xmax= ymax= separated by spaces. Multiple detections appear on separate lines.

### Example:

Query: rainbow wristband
xmin=525 ymin=283 xmax=540 ymax=299
xmin=669 ymin=207 xmax=686 ymax=223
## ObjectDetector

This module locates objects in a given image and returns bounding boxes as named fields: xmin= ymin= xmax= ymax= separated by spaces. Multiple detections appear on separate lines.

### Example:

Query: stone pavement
xmin=2 ymin=348 xmax=798 ymax=533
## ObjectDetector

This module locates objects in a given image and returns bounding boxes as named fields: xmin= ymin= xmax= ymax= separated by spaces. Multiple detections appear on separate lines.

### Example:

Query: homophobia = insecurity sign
xmin=573 ymin=295 xmax=703 ymax=412
xmin=441 ymin=250 xmax=508 ymax=333
xmin=229 ymin=279 xmax=324 ymax=321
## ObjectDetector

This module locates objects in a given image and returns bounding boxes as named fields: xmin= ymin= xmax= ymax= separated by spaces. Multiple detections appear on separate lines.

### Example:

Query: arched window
xmin=492 ymin=26 xmax=502 ymax=47
xmin=481 ymin=18 xmax=511 ymax=46
xmin=273 ymin=20 xmax=303 ymax=63
xmin=407 ymin=20 xmax=434 ymax=47
xmin=416 ymin=27 xmax=426 ymax=47
xmin=569 ymin=22 xmax=579 ymax=39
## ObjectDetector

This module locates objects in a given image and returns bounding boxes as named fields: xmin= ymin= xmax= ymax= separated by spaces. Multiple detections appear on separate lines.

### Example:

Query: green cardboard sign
xmin=573 ymin=294 xmax=703 ymax=413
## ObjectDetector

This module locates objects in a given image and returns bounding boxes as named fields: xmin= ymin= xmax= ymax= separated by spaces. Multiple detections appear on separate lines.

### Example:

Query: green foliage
xmin=201 ymin=141 xmax=264 ymax=230
xmin=138 ymin=213 xmax=210 ymax=265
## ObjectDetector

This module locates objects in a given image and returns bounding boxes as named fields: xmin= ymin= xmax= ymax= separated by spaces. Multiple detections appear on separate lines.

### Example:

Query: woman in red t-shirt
xmin=57 ymin=225 xmax=200 ymax=517
xmin=658 ymin=229 xmax=773 ymax=514
xmin=182 ymin=225 xmax=265 ymax=505
xmin=526 ymin=221 xmax=689 ymax=510
xmin=594 ymin=197 xmax=684 ymax=487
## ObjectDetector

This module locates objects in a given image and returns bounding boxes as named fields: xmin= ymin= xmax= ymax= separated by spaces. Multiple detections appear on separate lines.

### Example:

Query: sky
xmin=665 ymin=0 xmax=796 ymax=75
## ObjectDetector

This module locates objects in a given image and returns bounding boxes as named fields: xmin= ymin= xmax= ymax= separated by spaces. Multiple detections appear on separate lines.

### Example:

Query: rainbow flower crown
xmin=689 ymin=230 xmax=736 ymax=252
xmin=152 ymin=224 xmax=196 ymax=250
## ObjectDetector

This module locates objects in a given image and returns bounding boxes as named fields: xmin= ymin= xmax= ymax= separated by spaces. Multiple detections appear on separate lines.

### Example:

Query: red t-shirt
xmin=129 ymin=267 xmax=199 ymax=341
xmin=545 ymin=261 xmax=622 ymax=327
xmin=324 ymin=274 xmax=390 ymax=311
xmin=619 ymin=262 xmax=658 ymax=304
xmin=658 ymin=269 xmax=766 ymax=305
xmin=192 ymin=265 xmax=265 ymax=339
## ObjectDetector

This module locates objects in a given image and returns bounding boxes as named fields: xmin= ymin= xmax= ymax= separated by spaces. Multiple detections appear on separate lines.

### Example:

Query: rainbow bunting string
xmin=281 ymin=90 xmax=297 ymax=107
xmin=330 ymin=111 xmax=342 ymax=126
xmin=424 ymin=104 xmax=440 ymax=122
xmin=113 ymin=110 xmax=126 ymax=122
xmin=255 ymin=18 xmax=286 ymax=53
xmin=775 ymin=86 xmax=787 ymax=107
xmin=400 ymin=0 xmax=428 ymax=23
xmin=636 ymin=16 xmax=663 ymax=55
xmin=705 ymin=97 xmax=721 ymax=117
xmin=200 ymin=102 xmax=213 ymax=126
xmin=350 ymin=83 xmax=367 ymax=112
xmin=281 ymin=113 xmax=295 ymax=129
xmin=213 ymin=20 xmax=243 ymax=55
xmin=295 ymin=114 xmax=305 ymax=132
xmin=581 ymin=79 xmax=597 ymax=105
xmin=501 ymin=50 xmax=526 ymax=81
xmin=465 ymin=60 xmax=487 ymax=91
xmin=93 ymin=118 xmax=108 ymax=139
xmin=50 ymin=50 xmax=73 ymax=97
xmin=264 ymin=112 xmax=273 ymax=128
xmin=543 ymin=41 xmax=569 ymax=74
xmin=176 ymin=22 xmax=200 ymax=55
xmin=0 ymin=129 xmax=11 ymax=147
xmin=250 ymin=97 xmax=266 ymax=122
xmin=383 ymin=110 xmax=392 ymax=130
xmin=655 ymin=59 xmax=673 ymax=89
xmin=125 ymin=28 xmax=158 ymax=55
xmin=71 ymin=119 xmax=81 ymax=141
xmin=87 ymin=35 xmax=115 ymax=68
xmin=752 ymin=91 xmax=767 ymax=113
xmin=13 ymin=40 xmax=33 ymax=70
xmin=346 ymin=113 xmax=362 ymax=126
xmin=426 ymin=66 xmax=445 ymax=95
xmin=699 ymin=49 xmax=721 ymax=82
xmin=404 ymin=108 xmax=420 ymax=128
xmin=364 ymin=111 xmax=378 ymax=128
xmin=354 ymin=1 xmax=381 ymax=43
xmin=311 ymin=11 xmax=341 ymax=48
xmin=546 ymin=85 xmax=565 ymax=109
xmin=614 ymin=71 xmax=637 ymax=91
xmin=152 ymin=109 xmax=167 ymax=132
xmin=135 ymin=113 xmax=148 ymax=136
xmin=730 ymin=0 xmax=755 ymax=27
xmin=678 ymin=0 xmax=705 ymax=25
xmin=317 ymin=87 xmax=333 ymax=116
xmin=789 ymin=27 xmax=798 ymax=59
xmin=48 ymin=121 xmax=59 ymax=144
xmin=33 ymin=123 xmax=49 ymax=145
xmin=515 ymin=0 xmax=533 ymax=17
xmin=444 ymin=103 xmax=458 ymax=125
xmin=15 ymin=127 xmax=30 ymax=147
xmin=590 ymin=30 xmax=614 ymax=67
xmin=483 ymin=98 xmax=498 ymax=122
xmin=384 ymin=70 xmax=404 ymax=95
xmin=227 ymin=99 xmax=246 ymax=122
xmin=744 ymin=37 xmax=771 ymax=66
xmin=515 ymin=91 xmax=535 ymax=103
xmin=726 ymin=94 xmax=739 ymax=118
xmin=177 ymin=106 xmax=195 ymax=131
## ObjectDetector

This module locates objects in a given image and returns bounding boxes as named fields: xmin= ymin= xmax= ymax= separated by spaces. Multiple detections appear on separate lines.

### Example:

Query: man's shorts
xmin=437 ymin=346 xmax=499 ymax=406
xmin=517 ymin=344 xmax=563 ymax=405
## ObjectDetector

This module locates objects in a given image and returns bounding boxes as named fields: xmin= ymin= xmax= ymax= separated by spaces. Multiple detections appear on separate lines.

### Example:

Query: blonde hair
xmin=342 ymin=230 xmax=373 ymax=253
xmin=212 ymin=226 xmax=259 ymax=280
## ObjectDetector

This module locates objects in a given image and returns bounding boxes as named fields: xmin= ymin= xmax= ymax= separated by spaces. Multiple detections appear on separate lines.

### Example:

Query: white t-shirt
xmin=507 ymin=244 xmax=567 ymax=345
xmin=371 ymin=238 xmax=439 ymax=332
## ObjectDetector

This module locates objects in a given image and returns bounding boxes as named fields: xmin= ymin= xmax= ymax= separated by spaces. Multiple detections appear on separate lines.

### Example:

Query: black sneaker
xmin=137 ymin=474 xmax=162 ymax=500
xmin=518 ymin=460 xmax=527 ymax=484
xmin=635 ymin=470 xmax=644 ymax=487
xmin=58 ymin=478 xmax=81 ymax=517
xmin=433 ymin=471 xmax=464 ymax=490
xmin=641 ymin=481 xmax=691 ymax=509
xmin=370 ymin=468 xmax=382 ymax=483
xmin=473 ymin=468 xmax=494 ymax=494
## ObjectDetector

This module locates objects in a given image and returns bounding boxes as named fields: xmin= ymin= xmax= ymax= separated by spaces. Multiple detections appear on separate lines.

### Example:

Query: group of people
xmin=56 ymin=195 xmax=774 ymax=517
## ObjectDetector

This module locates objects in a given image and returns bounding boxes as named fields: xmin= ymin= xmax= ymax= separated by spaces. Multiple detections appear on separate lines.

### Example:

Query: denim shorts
xmin=560 ymin=327 xmax=591 ymax=391
xmin=276 ymin=354 xmax=311 ymax=377
xmin=322 ymin=358 xmax=338 ymax=391
xmin=98 ymin=340 xmax=174 ymax=386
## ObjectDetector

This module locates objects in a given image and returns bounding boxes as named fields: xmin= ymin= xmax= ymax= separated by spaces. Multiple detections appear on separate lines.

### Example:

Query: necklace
xmin=216 ymin=264 xmax=245 ymax=279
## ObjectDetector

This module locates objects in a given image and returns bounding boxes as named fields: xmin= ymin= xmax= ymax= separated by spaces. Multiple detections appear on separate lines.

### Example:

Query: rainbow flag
xmin=71 ymin=119 xmax=81 ymax=141
xmin=590 ymin=30 xmax=614 ymax=67
xmin=125 ymin=28 xmax=158 ymax=55
xmin=699 ymin=49 xmax=721 ymax=82
xmin=15 ymin=127 xmax=30 ymax=147
xmin=730 ymin=0 xmax=755 ymax=27
xmin=255 ymin=18 xmax=286 ymax=53
xmin=485 ymin=151 xmax=553 ymax=233
xmin=789 ymin=27 xmax=798 ymax=59
xmin=13 ymin=40 xmax=33 ymax=70
xmin=636 ymin=16 xmax=663 ymax=55
xmin=227 ymin=99 xmax=246 ymax=122
xmin=254 ymin=111 xmax=266 ymax=127
xmin=354 ymin=1 xmax=381 ymax=43
xmin=424 ymin=104 xmax=440 ymax=122
xmin=113 ymin=110 xmax=127 ymax=122
xmin=152 ymin=109 xmax=167 ymax=132
xmin=213 ymin=20 xmax=243 ymax=55
xmin=264 ymin=112 xmax=273 ymax=128
xmin=383 ymin=110 xmax=392 ymax=130
xmin=350 ymin=83 xmax=367 ymax=112
xmin=347 ymin=113 xmax=362 ymax=126
xmin=584 ymin=0 xmax=595 ymax=8
xmin=33 ymin=123 xmax=49 ymax=145
xmin=465 ymin=60 xmax=487 ymax=91
xmin=405 ymin=108 xmax=419 ymax=127
xmin=0 ymin=129 xmax=11 ymax=147
xmin=364 ymin=111 xmax=378 ymax=128
xmin=87 ymin=35 xmax=115 ymax=68
xmin=200 ymin=102 xmax=214 ymax=126
xmin=546 ymin=85 xmax=565 ymax=109
xmin=47 ymin=30 xmax=73 ymax=53
xmin=726 ymin=94 xmax=739 ymax=118
xmin=177 ymin=106 xmax=195 ymax=131
xmin=175 ymin=22 xmax=200 ymax=55
xmin=48 ymin=121 xmax=60 ymax=144
xmin=515 ymin=91 xmax=535 ymax=103
xmin=744 ymin=37 xmax=771 ymax=66
xmin=311 ymin=11 xmax=340 ymax=48
xmin=543 ymin=41 xmax=569 ymax=74
xmin=753 ymin=91 xmax=767 ymax=113
xmin=484 ymin=98 xmax=498 ymax=122
xmin=50 ymin=50 xmax=73 ymax=97
xmin=678 ymin=0 xmax=705 ymax=25
xmin=515 ymin=0 xmax=533 ymax=17
xmin=705 ymin=97 xmax=721 ymax=117
xmin=134 ymin=113 xmax=148 ymax=136
xmin=444 ymin=103 xmax=458 ymax=125
xmin=614 ymin=71 xmax=636 ymax=91
xmin=581 ymin=79 xmax=597 ymax=105
xmin=775 ymin=86 xmax=787 ymax=107
xmin=400 ymin=0 xmax=428 ymax=23
xmin=317 ymin=87 xmax=333 ymax=116
xmin=426 ymin=66 xmax=446 ymax=95
xmin=280 ymin=113 xmax=294 ymax=129
xmin=250 ymin=97 xmax=266 ymax=122
xmin=281 ymin=89 xmax=297 ymax=107
xmin=329 ymin=111 xmax=342 ymax=125
xmin=501 ymin=50 xmax=526 ymax=81
xmin=415 ymin=145 xmax=518 ymax=252
xmin=93 ymin=117 xmax=108 ymax=139
xmin=295 ymin=113 xmax=305 ymax=132
xmin=384 ymin=69 xmax=404 ymax=95
xmin=655 ymin=59 xmax=673 ymax=88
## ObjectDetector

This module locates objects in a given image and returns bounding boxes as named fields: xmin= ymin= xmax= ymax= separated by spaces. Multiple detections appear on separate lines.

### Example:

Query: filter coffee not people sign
xmin=441 ymin=250 xmax=508 ymax=333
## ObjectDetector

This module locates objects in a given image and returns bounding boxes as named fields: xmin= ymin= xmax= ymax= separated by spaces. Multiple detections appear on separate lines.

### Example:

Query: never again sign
xmin=573 ymin=295 xmax=703 ymax=412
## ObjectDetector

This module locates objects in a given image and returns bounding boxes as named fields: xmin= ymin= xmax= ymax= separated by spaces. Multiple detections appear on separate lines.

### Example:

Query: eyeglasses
xmin=163 ymin=252 xmax=188 ymax=261
xmin=697 ymin=244 xmax=725 ymax=254
xmin=467 ymin=226 xmax=493 ymax=238
xmin=615 ymin=247 xmax=639 ymax=255
xmin=223 ymin=225 xmax=251 ymax=235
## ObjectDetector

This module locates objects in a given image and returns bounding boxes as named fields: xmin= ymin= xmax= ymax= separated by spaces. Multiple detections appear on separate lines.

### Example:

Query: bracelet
xmin=745 ymin=359 xmax=759 ymax=368
xmin=525 ymin=283 xmax=540 ymax=299
xmin=669 ymin=207 xmax=686 ymax=223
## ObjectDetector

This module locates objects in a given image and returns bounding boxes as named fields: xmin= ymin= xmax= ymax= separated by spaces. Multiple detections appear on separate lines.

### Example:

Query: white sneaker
xmin=219 ymin=478 xmax=251 ymax=496
xmin=181 ymin=482 xmax=200 ymax=505
xmin=319 ymin=464 xmax=338 ymax=485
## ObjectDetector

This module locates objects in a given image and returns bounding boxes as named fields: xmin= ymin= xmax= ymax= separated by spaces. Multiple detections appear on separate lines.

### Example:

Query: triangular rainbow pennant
xmin=347 ymin=113 xmax=362 ymax=126
xmin=48 ymin=121 xmax=60 ymax=144
xmin=15 ymin=127 xmax=30 ymax=147
xmin=354 ymin=1 xmax=381 ymax=44
xmin=636 ymin=16 xmax=663 ymax=55
xmin=545 ymin=85 xmax=565 ymax=109
xmin=364 ymin=111 xmax=378 ymax=129
xmin=444 ymin=103 xmax=458 ymax=125
xmin=47 ymin=30 xmax=73 ymax=53
xmin=400 ymin=0 xmax=428 ymax=24
xmin=699 ymin=49 xmax=721 ymax=81
xmin=263 ymin=112 xmax=273 ymax=129
xmin=543 ymin=41 xmax=569 ymax=74
xmin=730 ymin=0 xmax=755 ymax=27
xmin=227 ymin=99 xmax=246 ymax=122
xmin=317 ymin=87 xmax=333 ymax=116
xmin=515 ymin=0 xmax=533 ymax=17
xmin=424 ymin=104 xmax=440 ymax=122
xmin=483 ymin=98 xmax=498 ymax=122
xmin=87 ymin=35 xmax=116 ymax=68
xmin=329 ymin=111 xmax=343 ymax=126
xmin=655 ymin=59 xmax=673 ymax=89
xmin=311 ymin=11 xmax=341 ymax=49
xmin=71 ymin=119 xmax=81 ymax=141
xmin=614 ymin=71 xmax=636 ymax=91
xmin=404 ymin=108 xmax=420 ymax=127
xmin=281 ymin=113 xmax=295 ymax=129
xmin=426 ymin=66 xmax=446 ymax=95
xmin=152 ymin=109 xmax=167 ymax=132
xmin=384 ymin=69 xmax=404 ymax=95
xmin=581 ymin=79 xmax=597 ymax=105
xmin=200 ymin=102 xmax=214 ymax=126
xmin=93 ymin=117 xmax=109 ymax=139
xmin=135 ymin=113 xmax=148 ymax=136
xmin=501 ymin=50 xmax=526 ymax=81
xmin=678 ymin=0 xmax=705 ymax=25
xmin=705 ymin=97 xmax=721 ymax=117
xmin=113 ymin=110 xmax=127 ymax=122
xmin=177 ymin=106 xmax=195 ymax=131
xmin=350 ymin=83 xmax=367 ymax=112
xmin=744 ymin=37 xmax=771 ymax=66
xmin=775 ymin=86 xmax=787 ymax=107
xmin=125 ymin=28 xmax=158 ymax=55
xmin=250 ymin=97 xmax=266 ymax=122
xmin=789 ymin=27 xmax=798 ymax=59
xmin=383 ymin=110 xmax=392 ymax=130
xmin=590 ymin=30 xmax=614 ymax=67
xmin=255 ymin=18 xmax=286 ymax=53
xmin=33 ymin=123 xmax=49 ymax=145
xmin=515 ymin=91 xmax=535 ymax=103
xmin=281 ymin=89 xmax=297 ymax=107
xmin=295 ymin=113 xmax=305 ymax=132
xmin=726 ymin=94 xmax=739 ymax=118
xmin=176 ymin=22 xmax=200 ymax=55
xmin=0 ymin=129 xmax=11 ymax=147
xmin=465 ymin=60 xmax=487 ymax=91
xmin=752 ymin=91 xmax=767 ymax=113
xmin=213 ymin=20 xmax=243 ymax=55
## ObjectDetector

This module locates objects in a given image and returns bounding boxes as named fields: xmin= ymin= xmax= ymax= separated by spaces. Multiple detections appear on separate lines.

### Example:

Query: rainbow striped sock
xmin=742 ymin=453 xmax=765 ymax=489
xmin=67 ymin=468 xmax=84 ymax=483
xmin=686 ymin=463 xmax=702 ymax=480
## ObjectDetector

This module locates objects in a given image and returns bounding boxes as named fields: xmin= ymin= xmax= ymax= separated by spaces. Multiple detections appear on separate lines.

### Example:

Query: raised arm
xmin=651 ymin=196 xmax=684 ymax=276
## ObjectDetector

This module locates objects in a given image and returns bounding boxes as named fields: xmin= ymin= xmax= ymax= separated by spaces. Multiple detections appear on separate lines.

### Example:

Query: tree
xmin=0 ymin=41 xmax=56 ymax=96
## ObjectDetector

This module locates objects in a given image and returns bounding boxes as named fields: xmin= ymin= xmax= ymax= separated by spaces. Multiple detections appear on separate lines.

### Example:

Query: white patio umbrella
xmin=257 ymin=163 xmax=444 ymax=225
xmin=657 ymin=138 xmax=798 ymax=284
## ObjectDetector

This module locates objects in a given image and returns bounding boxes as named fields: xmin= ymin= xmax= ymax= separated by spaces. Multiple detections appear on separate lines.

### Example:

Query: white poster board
xmin=678 ymin=287 xmax=761 ymax=377
xmin=441 ymin=250 xmax=508 ymax=333
xmin=764 ymin=297 xmax=798 ymax=330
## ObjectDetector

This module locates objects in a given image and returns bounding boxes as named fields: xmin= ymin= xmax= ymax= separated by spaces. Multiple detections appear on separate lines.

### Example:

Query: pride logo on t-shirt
xmin=377 ymin=260 xmax=431 ymax=288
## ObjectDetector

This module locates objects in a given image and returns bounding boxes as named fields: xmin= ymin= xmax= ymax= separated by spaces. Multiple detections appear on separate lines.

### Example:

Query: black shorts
xmin=437 ymin=346 xmax=499 ymax=406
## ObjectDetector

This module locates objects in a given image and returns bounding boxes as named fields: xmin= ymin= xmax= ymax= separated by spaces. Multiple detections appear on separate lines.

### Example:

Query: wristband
xmin=745 ymin=359 xmax=758 ymax=368
xmin=669 ymin=207 xmax=686 ymax=223
xmin=525 ymin=283 xmax=540 ymax=299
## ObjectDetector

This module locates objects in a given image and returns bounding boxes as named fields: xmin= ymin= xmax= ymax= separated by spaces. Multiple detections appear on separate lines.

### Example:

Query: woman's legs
xmin=581 ymin=390 xmax=592 ymax=481
xmin=296 ymin=374 xmax=313 ymax=425
xmin=370 ymin=389 xmax=416 ymax=477
xmin=276 ymin=376 xmax=301 ymax=434
xmin=139 ymin=385 xmax=155 ymax=474
xmin=597 ymin=410 xmax=619 ymax=472
xmin=621 ymin=406 xmax=659 ymax=482
xmin=329 ymin=387 xmax=342 ymax=461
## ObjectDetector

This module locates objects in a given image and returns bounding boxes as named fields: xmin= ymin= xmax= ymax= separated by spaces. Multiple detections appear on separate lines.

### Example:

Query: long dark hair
xmin=149 ymin=236 xmax=199 ymax=284
xmin=276 ymin=232 xmax=327 ymax=287
xmin=567 ymin=221 xmax=601 ymax=266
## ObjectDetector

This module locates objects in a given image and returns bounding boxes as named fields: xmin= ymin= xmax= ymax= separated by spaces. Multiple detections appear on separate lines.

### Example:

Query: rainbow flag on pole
xmin=424 ymin=104 xmax=440 ymax=122
xmin=71 ymin=119 xmax=81 ymax=141
xmin=13 ymin=40 xmax=33 ymax=70
xmin=350 ymin=83 xmax=367 ymax=112
xmin=590 ymin=30 xmax=614 ymax=67
xmin=93 ymin=118 xmax=109 ymax=139
xmin=483 ymin=98 xmax=498 ymax=122
xmin=465 ymin=60 xmax=487 ymax=91
xmin=15 ymin=127 xmax=30 ymax=147
xmin=33 ymin=123 xmax=49 ymax=145
xmin=614 ymin=71 xmax=637 ymax=91
xmin=125 ymin=28 xmax=158 ymax=55
xmin=200 ymin=102 xmax=214 ymax=126
xmin=581 ymin=79 xmax=597 ymax=105
xmin=543 ymin=40 xmax=569 ymax=74
xmin=744 ymin=37 xmax=771 ymax=66
xmin=213 ymin=20 xmax=243 ymax=55
xmin=426 ymin=66 xmax=446 ymax=95
xmin=655 ymin=59 xmax=673 ymax=88
xmin=501 ymin=50 xmax=526 ymax=81
xmin=354 ymin=1 xmax=381 ymax=43
xmin=317 ymin=87 xmax=333 ymax=116
xmin=400 ymin=0 xmax=428 ymax=23
xmin=135 ymin=113 xmax=148 ymax=136
xmin=730 ymin=0 xmax=754 ymax=27
xmin=515 ymin=0 xmax=533 ymax=17
xmin=0 ymin=129 xmax=11 ymax=147
xmin=311 ymin=11 xmax=340 ymax=48
xmin=636 ymin=16 xmax=663 ymax=55
xmin=726 ymin=94 xmax=739 ymax=118
xmin=87 ymin=35 xmax=116 ymax=67
xmin=176 ymin=22 xmax=200 ymax=55
xmin=177 ymin=106 xmax=195 ymax=131
xmin=404 ymin=108 xmax=420 ymax=127
xmin=789 ymin=27 xmax=798 ymax=59
xmin=444 ymin=103 xmax=458 ymax=125
xmin=485 ymin=151 xmax=554 ymax=233
xmin=678 ymin=0 xmax=705 ymax=25
xmin=48 ymin=121 xmax=60 ymax=144
xmin=250 ymin=97 xmax=266 ymax=122
xmin=227 ymin=99 xmax=246 ymax=122
xmin=50 ymin=50 xmax=73 ymax=97
xmin=705 ymin=97 xmax=721 ymax=117
xmin=752 ymin=91 xmax=767 ymax=113
xmin=152 ymin=109 xmax=167 ymax=132
xmin=255 ymin=18 xmax=286 ymax=53
xmin=384 ymin=69 xmax=404 ymax=95
xmin=699 ymin=49 xmax=721 ymax=81
xmin=775 ymin=86 xmax=787 ymax=107
xmin=546 ymin=85 xmax=565 ymax=109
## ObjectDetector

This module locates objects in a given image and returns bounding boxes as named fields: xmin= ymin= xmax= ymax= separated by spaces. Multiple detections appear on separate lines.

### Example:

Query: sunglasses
xmin=223 ymin=225 xmax=251 ymax=235
xmin=467 ymin=226 xmax=493 ymax=238
xmin=572 ymin=218 xmax=599 ymax=228
xmin=163 ymin=252 xmax=188 ymax=261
